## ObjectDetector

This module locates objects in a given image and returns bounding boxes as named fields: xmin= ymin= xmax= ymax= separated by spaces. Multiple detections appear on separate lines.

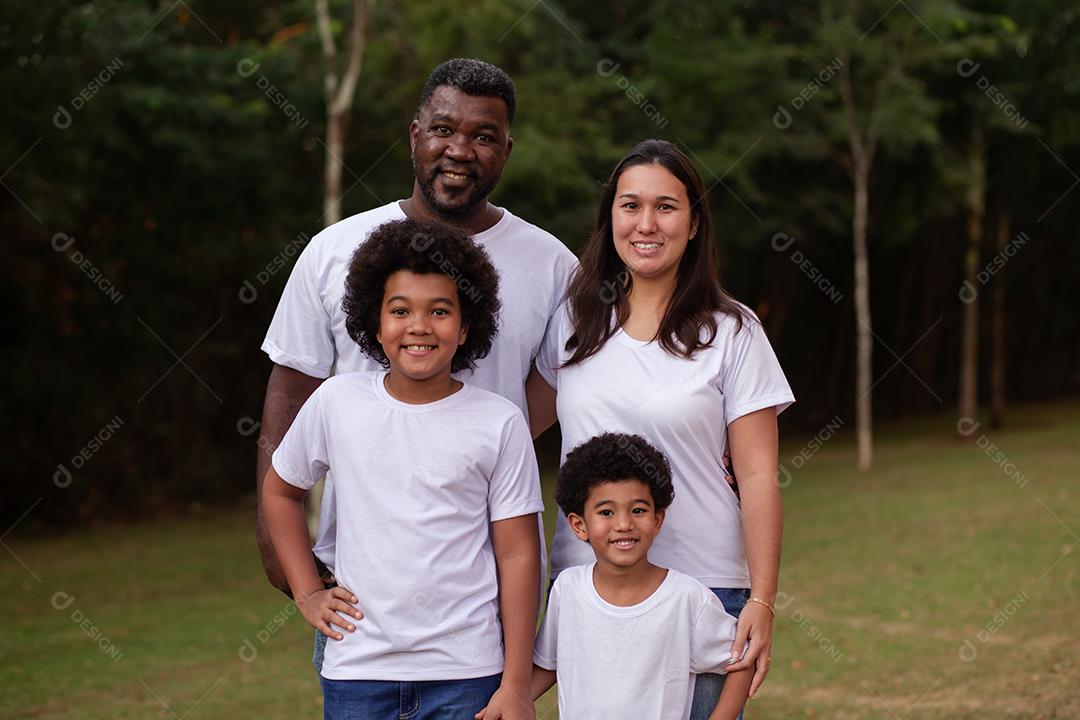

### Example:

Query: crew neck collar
xmin=393 ymin=200 xmax=511 ymax=240
xmin=586 ymin=562 xmax=673 ymax=616
xmin=373 ymin=371 xmax=472 ymax=412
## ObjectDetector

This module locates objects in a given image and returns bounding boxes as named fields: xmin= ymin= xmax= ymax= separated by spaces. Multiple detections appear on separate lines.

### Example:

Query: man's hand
xmin=296 ymin=586 xmax=363 ymax=641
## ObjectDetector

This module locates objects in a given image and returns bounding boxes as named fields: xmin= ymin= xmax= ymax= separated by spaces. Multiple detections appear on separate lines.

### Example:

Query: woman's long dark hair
xmin=563 ymin=139 xmax=746 ymax=366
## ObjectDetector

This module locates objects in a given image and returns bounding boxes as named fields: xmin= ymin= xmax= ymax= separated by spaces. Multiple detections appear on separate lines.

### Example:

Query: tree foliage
xmin=2 ymin=0 xmax=1077 ymax=524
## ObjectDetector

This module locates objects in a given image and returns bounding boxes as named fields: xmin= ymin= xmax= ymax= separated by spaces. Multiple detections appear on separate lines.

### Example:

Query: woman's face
xmin=611 ymin=163 xmax=697 ymax=284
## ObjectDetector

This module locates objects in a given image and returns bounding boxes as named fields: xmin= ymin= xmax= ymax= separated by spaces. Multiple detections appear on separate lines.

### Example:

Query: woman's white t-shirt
xmin=538 ymin=303 xmax=794 ymax=587
xmin=534 ymin=563 xmax=739 ymax=720
xmin=272 ymin=371 xmax=544 ymax=681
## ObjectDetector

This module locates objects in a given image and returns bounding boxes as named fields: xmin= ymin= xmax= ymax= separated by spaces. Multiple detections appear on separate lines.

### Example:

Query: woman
xmin=530 ymin=139 xmax=794 ymax=717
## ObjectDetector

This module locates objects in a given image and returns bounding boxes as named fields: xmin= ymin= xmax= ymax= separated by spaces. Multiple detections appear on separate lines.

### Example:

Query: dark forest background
xmin=3 ymin=0 xmax=1077 ymax=527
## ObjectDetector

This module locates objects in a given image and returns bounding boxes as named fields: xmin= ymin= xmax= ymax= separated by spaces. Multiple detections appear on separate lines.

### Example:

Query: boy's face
xmin=568 ymin=478 xmax=665 ymax=570
xmin=376 ymin=270 xmax=467 ymax=382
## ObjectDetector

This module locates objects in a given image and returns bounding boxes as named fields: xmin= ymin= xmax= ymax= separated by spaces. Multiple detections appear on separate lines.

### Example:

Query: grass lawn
xmin=2 ymin=400 xmax=1077 ymax=718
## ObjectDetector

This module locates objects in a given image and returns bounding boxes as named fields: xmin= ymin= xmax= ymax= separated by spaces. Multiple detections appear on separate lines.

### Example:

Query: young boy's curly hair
xmin=555 ymin=433 xmax=674 ymax=517
xmin=342 ymin=218 xmax=501 ymax=373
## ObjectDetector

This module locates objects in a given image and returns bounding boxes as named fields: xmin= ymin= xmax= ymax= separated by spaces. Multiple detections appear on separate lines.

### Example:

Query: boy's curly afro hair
xmin=342 ymin=218 xmax=501 ymax=373
xmin=555 ymin=433 xmax=674 ymax=517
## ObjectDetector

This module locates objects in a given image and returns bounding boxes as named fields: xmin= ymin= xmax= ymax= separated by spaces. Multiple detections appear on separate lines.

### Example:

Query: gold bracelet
xmin=747 ymin=596 xmax=775 ymax=617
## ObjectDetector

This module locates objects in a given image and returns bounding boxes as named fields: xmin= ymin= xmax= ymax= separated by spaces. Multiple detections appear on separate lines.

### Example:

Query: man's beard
xmin=412 ymin=151 xmax=501 ymax=218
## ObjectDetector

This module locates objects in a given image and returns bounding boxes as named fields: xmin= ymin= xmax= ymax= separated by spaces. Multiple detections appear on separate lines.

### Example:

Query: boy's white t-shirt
xmin=538 ymin=303 xmax=795 ymax=587
xmin=261 ymin=201 xmax=576 ymax=568
xmin=534 ymin=563 xmax=739 ymax=720
xmin=271 ymin=371 xmax=544 ymax=681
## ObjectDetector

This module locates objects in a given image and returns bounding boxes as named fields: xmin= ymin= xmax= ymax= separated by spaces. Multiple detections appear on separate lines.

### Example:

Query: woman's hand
xmin=296 ymin=586 xmax=363 ymax=640
xmin=724 ymin=600 xmax=773 ymax=699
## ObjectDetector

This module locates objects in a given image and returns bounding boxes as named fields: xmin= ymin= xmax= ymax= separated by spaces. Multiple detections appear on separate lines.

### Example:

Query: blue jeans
xmin=313 ymin=629 xmax=327 ymax=673
xmin=321 ymin=674 xmax=502 ymax=719
xmin=689 ymin=588 xmax=750 ymax=720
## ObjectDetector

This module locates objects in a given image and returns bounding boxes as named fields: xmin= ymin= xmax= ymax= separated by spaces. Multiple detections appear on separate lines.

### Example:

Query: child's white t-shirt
xmin=534 ymin=563 xmax=739 ymax=720
xmin=261 ymin=201 xmax=576 ymax=569
xmin=538 ymin=303 xmax=795 ymax=588
xmin=272 ymin=371 xmax=544 ymax=681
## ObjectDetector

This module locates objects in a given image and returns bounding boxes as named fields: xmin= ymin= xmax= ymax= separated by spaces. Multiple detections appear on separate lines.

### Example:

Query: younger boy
xmin=479 ymin=433 xmax=751 ymax=720
xmin=263 ymin=218 xmax=541 ymax=719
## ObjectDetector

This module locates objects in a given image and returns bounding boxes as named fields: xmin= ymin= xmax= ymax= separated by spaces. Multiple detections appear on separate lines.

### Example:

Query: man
xmin=255 ymin=57 xmax=573 ymax=708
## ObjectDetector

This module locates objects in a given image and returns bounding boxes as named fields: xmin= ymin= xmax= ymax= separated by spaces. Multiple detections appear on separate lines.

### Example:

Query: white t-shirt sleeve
xmin=532 ymin=577 xmax=560 ymax=670
xmin=271 ymin=386 xmax=330 ymax=490
xmin=690 ymin=592 xmax=740 ymax=675
xmin=721 ymin=318 xmax=795 ymax=426
xmin=535 ymin=301 xmax=567 ymax=389
xmin=261 ymin=238 xmax=336 ymax=378
xmin=488 ymin=411 xmax=544 ymax=522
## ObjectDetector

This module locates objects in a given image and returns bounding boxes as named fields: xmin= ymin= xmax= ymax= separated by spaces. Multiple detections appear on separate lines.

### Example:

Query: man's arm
xmin=255 ymin=363 xmax=324 ymax=596
xmin=530 ymin=666 xmax=556 ymax=701
xmin=524 ymin=367 xmax=556 ymax=439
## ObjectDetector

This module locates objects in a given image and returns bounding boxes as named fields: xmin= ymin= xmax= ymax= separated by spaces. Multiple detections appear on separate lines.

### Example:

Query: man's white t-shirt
xmin=534 ymin=563 xmax=739 ymax=720
xmin=538 ymin=304 xmax=795 ymax=587
xmin=262 ymin=200 xmax=576 ymax=567
xmin=272 ymin=371 xmax=543 ymax=680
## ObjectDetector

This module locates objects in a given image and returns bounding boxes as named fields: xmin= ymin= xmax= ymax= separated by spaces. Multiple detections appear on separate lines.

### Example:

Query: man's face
xmin=410 ymin=85 xmax=513 ymax=217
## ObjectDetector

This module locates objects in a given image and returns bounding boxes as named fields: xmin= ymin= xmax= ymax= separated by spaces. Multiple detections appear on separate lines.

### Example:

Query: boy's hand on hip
xmin=296 ymin=586 xmax=363 ymax=641
xmin=475 ymin=684 xmax=535 ymax=720
xmin=724 ymin=601 xmax=774 ymax=698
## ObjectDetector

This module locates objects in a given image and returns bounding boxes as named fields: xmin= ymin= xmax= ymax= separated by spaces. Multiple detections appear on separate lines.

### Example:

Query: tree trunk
xmin=989 ymin=205 xmax=1009 ymax=428
xmin=310 ymin=0 xmax=371 ymax=529
xmin=853 ymin=159 xmax=873 ymax=471
xmin=323 ymin=112 xmax=345 ymax=225
xmin=317 ymin=0 xmax=371 ymax=228
xmin=959 ymin=119 xmax=985 ymax=427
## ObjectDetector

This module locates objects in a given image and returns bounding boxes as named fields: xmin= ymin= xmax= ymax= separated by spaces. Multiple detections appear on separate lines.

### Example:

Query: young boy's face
xmin=568 ymin=478 xmax=665 ymax=570
xmin=376 ymin=270 xmax=467 ymax=382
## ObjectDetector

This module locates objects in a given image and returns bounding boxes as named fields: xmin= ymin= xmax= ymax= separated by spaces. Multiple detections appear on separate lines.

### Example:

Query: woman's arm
xmin=724 ymin=407 xmax=782 ymax=698
xmin=483 ymin=514 xmax=541 ymax=720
